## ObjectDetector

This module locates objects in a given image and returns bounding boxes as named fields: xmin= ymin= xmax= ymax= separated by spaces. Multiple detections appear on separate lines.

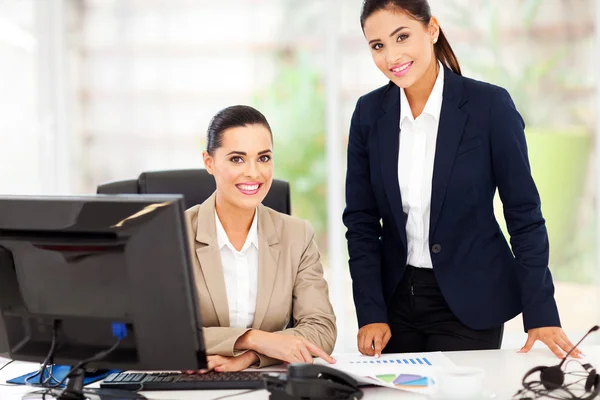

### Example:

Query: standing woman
xmin=343 ymin=0 xmax=580 ymax=358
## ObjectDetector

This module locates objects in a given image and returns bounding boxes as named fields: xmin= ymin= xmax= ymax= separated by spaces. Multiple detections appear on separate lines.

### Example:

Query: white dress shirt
xmin=398 ymin=61 xmax=444 ymax=269
xmin=215 ymin=210 xmax=259 ymax=328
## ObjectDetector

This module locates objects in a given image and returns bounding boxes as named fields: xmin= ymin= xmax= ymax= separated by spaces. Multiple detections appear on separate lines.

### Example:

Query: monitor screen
xmin=0 ymin=195 xmax=207 ymax=372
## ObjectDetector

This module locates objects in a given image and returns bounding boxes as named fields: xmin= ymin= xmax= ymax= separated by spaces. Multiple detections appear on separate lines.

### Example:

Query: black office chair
xmin=97 ymin=169 xmax=291 ymax=214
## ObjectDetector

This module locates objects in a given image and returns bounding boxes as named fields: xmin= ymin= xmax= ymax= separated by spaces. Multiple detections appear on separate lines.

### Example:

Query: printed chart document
xmin=318 ymin=352 xmax=455 ymax=394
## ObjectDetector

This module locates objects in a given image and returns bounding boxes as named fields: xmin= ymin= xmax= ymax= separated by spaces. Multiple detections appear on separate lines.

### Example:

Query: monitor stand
xmin=22 ymin=367 xmax=147 ymax=400
xmin=55 ymin=367 xmax=86 ymax=400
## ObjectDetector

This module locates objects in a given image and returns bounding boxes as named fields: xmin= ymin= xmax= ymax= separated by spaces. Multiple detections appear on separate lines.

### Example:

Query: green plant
xmin=252 ymin=49 xmax=328 ymax=250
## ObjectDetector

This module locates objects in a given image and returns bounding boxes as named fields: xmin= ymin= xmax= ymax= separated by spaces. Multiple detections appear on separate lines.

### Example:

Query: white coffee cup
xmin=427 ymin=366 xmax=486 ymax=399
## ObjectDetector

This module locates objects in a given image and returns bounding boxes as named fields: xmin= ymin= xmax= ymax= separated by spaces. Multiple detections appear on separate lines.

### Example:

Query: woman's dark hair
xmin=206 ymin=105 xmax=272 ymax=155
xmin=360 ymin=0 xmax=461 ymax=76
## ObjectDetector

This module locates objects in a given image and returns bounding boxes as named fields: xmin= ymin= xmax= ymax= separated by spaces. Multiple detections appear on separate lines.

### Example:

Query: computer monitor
xmin=0 ymin=194 xmax=207 ymax=399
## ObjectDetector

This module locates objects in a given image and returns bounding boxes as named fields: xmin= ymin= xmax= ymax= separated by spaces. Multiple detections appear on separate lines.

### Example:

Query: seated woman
xmin=184 ymin=105 xmax=337 ymax=372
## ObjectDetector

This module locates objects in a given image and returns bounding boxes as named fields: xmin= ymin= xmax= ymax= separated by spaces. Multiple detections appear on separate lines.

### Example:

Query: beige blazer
xmin=184 ymin=193 xmax=336 ymax=367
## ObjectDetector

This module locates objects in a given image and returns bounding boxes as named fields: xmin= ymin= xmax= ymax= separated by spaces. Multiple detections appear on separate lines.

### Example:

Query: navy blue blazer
xmin=343 ymin=66 xmax=560 ymax=332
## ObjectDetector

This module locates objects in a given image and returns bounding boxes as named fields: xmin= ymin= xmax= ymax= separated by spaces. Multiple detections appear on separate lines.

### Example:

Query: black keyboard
xmin=100 ymin=371 xmax=266 ymax=391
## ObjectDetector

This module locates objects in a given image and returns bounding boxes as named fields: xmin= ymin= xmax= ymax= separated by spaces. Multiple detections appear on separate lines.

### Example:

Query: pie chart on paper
xmin=376 ymin=373 xmax=429 ymax=388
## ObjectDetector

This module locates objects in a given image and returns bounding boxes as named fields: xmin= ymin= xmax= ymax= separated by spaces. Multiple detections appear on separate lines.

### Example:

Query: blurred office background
xmin=1 ymin=0 xmax=598 ymax=351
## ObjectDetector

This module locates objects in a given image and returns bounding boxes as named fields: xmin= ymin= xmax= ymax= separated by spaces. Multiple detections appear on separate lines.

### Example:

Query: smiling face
xmin=203 ymin=123 xmax=273 ymax=212
xmin=363 ymin=7 xmax=439 ymax=89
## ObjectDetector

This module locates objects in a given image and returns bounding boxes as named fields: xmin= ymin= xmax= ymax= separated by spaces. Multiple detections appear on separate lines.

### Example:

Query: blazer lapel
xmin=194 ymin=193 xmax=230 ymax=327
xmin=252 ymin=205 xmax=280 ymax=329
xmin=378 ymin=83 xmax=407 ymax=248
xmin=429 ymin=67 xmax=469 ymax=234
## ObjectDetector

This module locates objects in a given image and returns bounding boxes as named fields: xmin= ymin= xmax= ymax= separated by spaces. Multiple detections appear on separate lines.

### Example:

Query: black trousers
xmin=384 ymin=265 xmax=504 ymax=353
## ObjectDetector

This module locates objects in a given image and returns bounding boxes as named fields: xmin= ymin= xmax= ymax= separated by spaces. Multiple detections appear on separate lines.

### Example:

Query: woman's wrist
xmin=235 ymin=330 xmax=256 ymax=351
xmin=246 ymin=350 xmax=260 ymax=366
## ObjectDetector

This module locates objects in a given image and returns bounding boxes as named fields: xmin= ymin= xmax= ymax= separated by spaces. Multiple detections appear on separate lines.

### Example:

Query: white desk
xmin=1 ymin=346 xmax=599 ymax=400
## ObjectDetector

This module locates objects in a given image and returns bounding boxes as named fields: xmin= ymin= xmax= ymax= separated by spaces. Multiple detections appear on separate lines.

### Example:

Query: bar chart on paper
xmin=348 ymin=356 xmax=433 ymax=366
xmin=332 ymin=352 xmax=455 ymax=369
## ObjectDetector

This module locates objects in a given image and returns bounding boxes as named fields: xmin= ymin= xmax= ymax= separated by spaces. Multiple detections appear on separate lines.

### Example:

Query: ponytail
xmin=434 ymin=28 xmax=461 ymax=76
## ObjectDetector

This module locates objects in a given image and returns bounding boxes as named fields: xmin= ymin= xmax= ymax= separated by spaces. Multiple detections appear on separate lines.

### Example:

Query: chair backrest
xmin=97 ymin=169 xmax=291 ymax=214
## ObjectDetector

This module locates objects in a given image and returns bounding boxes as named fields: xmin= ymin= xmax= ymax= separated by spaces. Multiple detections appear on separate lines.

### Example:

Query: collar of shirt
xmin=400 ymin=60 xmax=445 ymax=124
xmin=215 ymin=209 xmax=259 ymax=253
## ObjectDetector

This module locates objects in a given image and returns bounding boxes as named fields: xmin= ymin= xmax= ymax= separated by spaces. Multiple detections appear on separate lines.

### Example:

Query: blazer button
xmin=431 ymin=244 xmax=442 ymax=254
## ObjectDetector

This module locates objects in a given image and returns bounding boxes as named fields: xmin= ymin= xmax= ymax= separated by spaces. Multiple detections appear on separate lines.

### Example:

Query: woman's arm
xmin=489 ymin=87 xmax=560 ymax=331
xmin=342 ymin=97 xmax=386 ymax=327
xmin=234 ymin=220 xmax=336 ymax=367
xmin=202 ymin=327 xmax=252 ymax=357
xmin=282 ymin=220 xmax=337 ymax=352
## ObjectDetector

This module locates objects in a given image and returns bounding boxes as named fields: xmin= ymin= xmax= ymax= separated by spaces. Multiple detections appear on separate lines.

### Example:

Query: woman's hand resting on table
xmin=236 ymin=330 xmax=336 ymax=365
xmin=184 ymin=351 xmax=259 ymax=374
xmin=185 ymin=329 xmax=336 ymax=374
xmin=519 ymin=327 xmax=583 ymax=359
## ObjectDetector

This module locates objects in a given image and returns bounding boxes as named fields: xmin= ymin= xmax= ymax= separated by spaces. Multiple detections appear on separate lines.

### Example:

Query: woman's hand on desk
xmin=183 ymin=352 xmax=259 ymax=374
xmin=357 ymin=323 xmax=391 ymax=357
xmin=237 ymin=330 xmax=336 ymax=364
xmin=207 ymin=352 xmax=259 ymax=372
xmin=519 ymin=327 xmax=583 ymax=359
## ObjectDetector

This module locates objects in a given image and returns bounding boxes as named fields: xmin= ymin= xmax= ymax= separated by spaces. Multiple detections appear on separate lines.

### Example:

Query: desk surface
xmin=1 ymin=346 xmax=599 ymax=400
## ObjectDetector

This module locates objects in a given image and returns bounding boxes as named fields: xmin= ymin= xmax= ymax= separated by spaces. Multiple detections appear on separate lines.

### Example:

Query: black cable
xmin=519 ymin=374 xmax=590 ymax=399
xmin=24 ymin=349 xmax=146 ymax=400
xmin=0 ymin=359 xmax=14 ymax=374
xmin=25 ymin=388 xmax=54 ymax=399
xmin=46 ymin=337 xmax=122 ymax=389
xmin=0 ymin=360 xmax=21 ymax=388
xmin=24 ymin=365 xmax=60 ymax=387
xmin=20 ymin=324 xmax=130 ymax=400
xmin=522 ymin=385 xmax=575 ymax=399
xmin=211 ymin=388 xmax=262 ymax=400
xmin=0 ymin=359 xmax=23 ymax=388
xmin=517 ymin=370 xmax=594 ymax=400
xmin=23 ymin=337 xmax=121 ymax=392
xmin=43 ymin=365 xmax=60 ymax=385
xmin=39 ymin=323 xmax=58 ymax=386
xmin=517 ymin=357 xmax=600 ymax=400
xmin=24 ymin=322 xmax=60 ymax=388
